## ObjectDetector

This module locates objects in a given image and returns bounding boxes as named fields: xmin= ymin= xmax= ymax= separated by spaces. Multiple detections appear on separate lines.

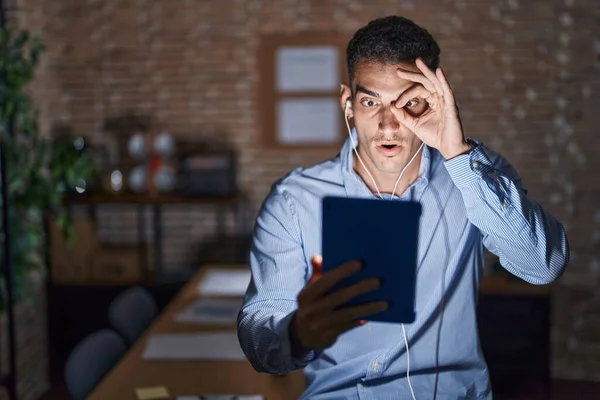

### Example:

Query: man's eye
xmin=361 ymin=99 xmax=377 ymax=107
xmin=405 ymin=99 xmax=419 ymax=108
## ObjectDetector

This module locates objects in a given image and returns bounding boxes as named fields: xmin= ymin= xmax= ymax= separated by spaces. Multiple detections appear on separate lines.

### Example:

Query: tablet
xmin=321 ymin=196 xmax=422 ymax=324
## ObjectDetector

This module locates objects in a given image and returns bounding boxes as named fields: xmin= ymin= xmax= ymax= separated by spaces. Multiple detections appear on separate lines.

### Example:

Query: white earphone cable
xmin=402 ymin=324 xmax=417 ymax=400
xmin=392 ymin=141 xmax=425 ymax=198
xmin=344 ymin=101 xmax=423 ymax=200
xmin=344 ymin=102 xmax=385 ymax=200
xmin=345 ymin=100 xmax=417 ymax=400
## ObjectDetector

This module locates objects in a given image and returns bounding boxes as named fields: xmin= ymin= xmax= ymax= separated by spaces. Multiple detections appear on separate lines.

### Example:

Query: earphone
xmin=344 ymin=99 xmax=418 ymax=400
xmin=344 ymin=99 xmax=424 ymax=200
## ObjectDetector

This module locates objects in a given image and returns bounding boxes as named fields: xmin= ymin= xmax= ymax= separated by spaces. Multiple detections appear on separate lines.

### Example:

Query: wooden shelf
xmin=65 ymin=191 xmax=245 ymax=205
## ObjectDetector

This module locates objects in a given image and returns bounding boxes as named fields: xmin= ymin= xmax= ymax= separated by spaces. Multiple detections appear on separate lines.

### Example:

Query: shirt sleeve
xmin=443 ymin=139 xmax=569 ymax=285
xmin=237 ymin=185 xmax=319 ymax=374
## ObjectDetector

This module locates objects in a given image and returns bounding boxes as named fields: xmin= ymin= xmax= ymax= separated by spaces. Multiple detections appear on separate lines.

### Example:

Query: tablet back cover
xmin=321 ymin=196 xmax=422 ymax=324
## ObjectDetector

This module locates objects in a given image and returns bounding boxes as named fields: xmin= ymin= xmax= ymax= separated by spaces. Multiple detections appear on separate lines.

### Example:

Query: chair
xmin=108 ymin=286 xmax=158 ymax=345
xmin=64 ymin=329 xmax=127 ymax=400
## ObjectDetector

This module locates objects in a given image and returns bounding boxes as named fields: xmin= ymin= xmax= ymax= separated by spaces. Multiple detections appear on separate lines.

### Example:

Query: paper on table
xmin=177 ymin=396 xmax=264 ymax=400
xmin=142 ymin=332 xmax=246 ymax=361
xmin=135 ymin=386 xmax=170 ymax=400
xmin=197 ymin=269 xmax=251 ymax=296
xmin=173 ymin=298 xmax=243 ymax=325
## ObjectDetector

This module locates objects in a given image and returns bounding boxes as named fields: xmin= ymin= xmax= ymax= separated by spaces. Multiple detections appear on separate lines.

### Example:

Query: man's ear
xmin=339 ymin=84 xmax=353 ymax=119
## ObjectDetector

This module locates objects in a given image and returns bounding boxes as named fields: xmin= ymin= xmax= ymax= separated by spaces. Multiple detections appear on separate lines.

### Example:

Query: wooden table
xmin=88 ymin=266 xmax=551 ymax=400
xmin=88 ymin=264 xmax=305 ymax=400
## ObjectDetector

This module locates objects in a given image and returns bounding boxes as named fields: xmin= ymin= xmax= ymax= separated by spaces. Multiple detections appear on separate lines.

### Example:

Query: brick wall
xmin=13 ymin=0 xmax=600 ymax=381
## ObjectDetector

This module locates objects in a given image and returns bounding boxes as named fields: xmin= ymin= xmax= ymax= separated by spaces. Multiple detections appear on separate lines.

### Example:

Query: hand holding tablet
xmin=289 ymin=196 xmax=421 ymax=354
xmin=289 ymin=255 xmax=387 ymax=353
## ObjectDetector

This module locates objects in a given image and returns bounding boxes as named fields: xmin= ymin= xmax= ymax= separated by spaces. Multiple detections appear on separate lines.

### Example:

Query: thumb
xmin=390 ymin=102 xmax=417 ymax=130
xmin=309 ymin=255 xmax=323 ymax=284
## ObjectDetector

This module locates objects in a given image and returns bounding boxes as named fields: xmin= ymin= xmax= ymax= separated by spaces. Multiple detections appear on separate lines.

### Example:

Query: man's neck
xmin=353 ymin=153 xmax=422 ymax=197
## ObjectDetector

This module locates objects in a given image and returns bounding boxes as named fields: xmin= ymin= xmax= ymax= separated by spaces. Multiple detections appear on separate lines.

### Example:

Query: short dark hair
xmin=346 ymin=16 xmax=441 ymax=91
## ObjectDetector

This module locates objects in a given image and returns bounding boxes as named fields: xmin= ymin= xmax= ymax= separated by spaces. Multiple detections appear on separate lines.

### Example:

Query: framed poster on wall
xmin=258 ymin=33 xmax=351 ymax=148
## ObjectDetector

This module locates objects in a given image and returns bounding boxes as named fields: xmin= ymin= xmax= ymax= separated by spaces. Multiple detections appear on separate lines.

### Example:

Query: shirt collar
xmin=340 ymin=128 xmax=432 ymax=198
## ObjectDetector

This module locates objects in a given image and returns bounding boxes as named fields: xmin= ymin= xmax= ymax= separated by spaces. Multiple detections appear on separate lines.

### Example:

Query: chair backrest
xmin=64 ymin=329 xmax=127 ymax=400
xmin=108 ymin=286 xmax=158 ymax=345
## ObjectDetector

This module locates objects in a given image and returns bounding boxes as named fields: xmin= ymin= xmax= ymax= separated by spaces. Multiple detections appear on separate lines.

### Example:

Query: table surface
xmin=87 ymin=265 xmax=551 ymax=400
xmin=87 ymin=264 xmax=305 ymax=400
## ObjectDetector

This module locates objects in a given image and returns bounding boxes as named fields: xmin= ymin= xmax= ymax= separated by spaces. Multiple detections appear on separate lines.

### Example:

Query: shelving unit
xmin=59 ymin=191 xmax=251 ymax=284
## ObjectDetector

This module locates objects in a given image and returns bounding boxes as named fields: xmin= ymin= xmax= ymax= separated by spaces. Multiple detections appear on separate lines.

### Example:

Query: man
xmin=237 ymin=15 xmax=569 ymax=400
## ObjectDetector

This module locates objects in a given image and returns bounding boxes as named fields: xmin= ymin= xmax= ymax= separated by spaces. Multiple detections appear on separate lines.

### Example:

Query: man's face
xmin=341 ymin=61 xmax=428 ymax=175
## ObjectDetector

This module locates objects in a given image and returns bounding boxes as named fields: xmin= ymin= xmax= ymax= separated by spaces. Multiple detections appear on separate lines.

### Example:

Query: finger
xmin=328 ymin=301 xmax=388 ymax=325
xmin=415 ymin=57 xmax=444 ymax=95
xmin=301 ymin=259 xmax=362 ymax=302
xmin=390 ymin=85 xmax=433 ymax=130
xmin=309 ymin=255 xmax=323 ymax=284
xmin=321 ymin=277 xmax=380 ymax=310
xmin=298 ymin=278 xmax=380 ymax=329
xmin=394 ymin=84 xmax=433 ymax=110
xmin=389 ymin=104 xmax=417 ymax=131
xmin=326 ymin=319 xmax=366 ymax=338
xmin=396 ymin=67 xmax=437 ymax=93
xmin=436 ymin=67 xmax=456 ymax=108
xmin=298 ymin=308 xmax=368 ymax=339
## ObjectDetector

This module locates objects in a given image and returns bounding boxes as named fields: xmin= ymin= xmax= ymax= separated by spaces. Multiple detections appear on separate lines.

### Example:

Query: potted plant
xmin=0 ymin=28 xmax=97 ymax=304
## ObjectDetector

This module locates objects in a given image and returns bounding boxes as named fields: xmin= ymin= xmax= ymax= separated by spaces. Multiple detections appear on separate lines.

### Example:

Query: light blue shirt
xmin=237 ymin=131 xmax=569 ymax=400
